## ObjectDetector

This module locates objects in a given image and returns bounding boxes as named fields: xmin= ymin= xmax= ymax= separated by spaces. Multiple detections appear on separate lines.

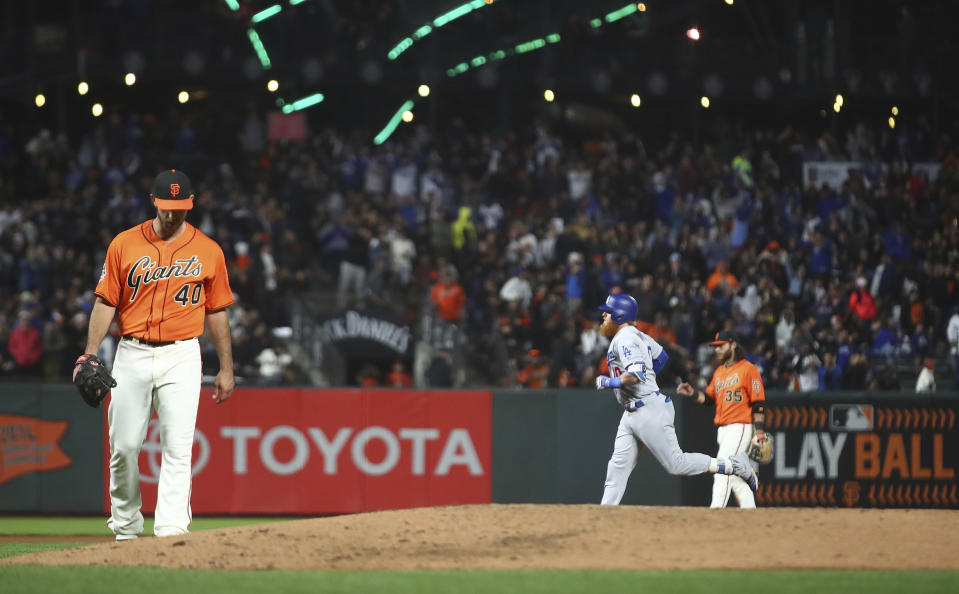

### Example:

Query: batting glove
xmin=595 ymin=375 xmax=622 ymax=390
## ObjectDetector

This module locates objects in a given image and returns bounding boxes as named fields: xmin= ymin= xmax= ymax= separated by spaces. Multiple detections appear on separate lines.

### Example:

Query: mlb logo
xmin=829 ymin=404 xmax=874 ymax=431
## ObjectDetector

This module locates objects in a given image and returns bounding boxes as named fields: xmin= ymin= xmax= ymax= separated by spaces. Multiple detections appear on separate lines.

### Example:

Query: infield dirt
xmin=2 ymin=505 xmax=957 ymax=570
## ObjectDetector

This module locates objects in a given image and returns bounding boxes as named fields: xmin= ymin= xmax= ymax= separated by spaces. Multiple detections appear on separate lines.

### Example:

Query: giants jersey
xmin=606 ymin=325 xmax=663 ymax=406
xmin=704 ymin=359 xmax=765 ymax=426
xmin=95 ymin=221 xmax=233 ymax=342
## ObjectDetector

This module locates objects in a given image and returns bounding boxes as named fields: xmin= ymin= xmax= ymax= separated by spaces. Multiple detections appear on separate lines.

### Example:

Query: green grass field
xmin=1 ymin=517 xmax=957 ymax=594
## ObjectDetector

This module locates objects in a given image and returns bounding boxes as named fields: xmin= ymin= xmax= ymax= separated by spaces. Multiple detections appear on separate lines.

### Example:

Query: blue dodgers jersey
xmin=606 ymin=326 xmax=664 ymax=406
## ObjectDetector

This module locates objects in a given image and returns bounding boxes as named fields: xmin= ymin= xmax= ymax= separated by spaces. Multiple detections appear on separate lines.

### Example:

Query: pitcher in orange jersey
xmin=77 ymin=169 xmax=235 ymax=540
xmin=677 ymin=331 xmax=767 ymax=508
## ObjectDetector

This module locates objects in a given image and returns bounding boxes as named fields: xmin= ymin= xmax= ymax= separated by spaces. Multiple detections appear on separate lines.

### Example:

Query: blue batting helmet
xmin=598 ymin=293 xmax=638 ymax=324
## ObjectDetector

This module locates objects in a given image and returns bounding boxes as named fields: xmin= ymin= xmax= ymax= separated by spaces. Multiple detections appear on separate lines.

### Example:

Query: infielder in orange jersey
xmin=78 ymin=169 xmax=235 ymax=540
xmin=677 ymin=331 xmax=766 ymax=509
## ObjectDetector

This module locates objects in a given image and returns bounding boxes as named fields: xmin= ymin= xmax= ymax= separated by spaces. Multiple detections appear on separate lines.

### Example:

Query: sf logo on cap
xmin=170 ymin=183 xmax=180 ymax=197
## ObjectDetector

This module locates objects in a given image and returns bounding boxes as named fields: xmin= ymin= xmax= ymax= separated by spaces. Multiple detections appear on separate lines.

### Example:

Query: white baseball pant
xmin=711 ymin=423 xmax=756 ymax=508
xmin=602 ymin=393 xmax=712 ymax=505
xmin=107 ymin=338 xmax=201 ymax=538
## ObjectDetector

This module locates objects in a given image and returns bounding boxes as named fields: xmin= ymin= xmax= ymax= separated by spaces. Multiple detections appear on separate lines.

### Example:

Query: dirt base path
xmin=2 ymin=505 xmax=957 ymax=571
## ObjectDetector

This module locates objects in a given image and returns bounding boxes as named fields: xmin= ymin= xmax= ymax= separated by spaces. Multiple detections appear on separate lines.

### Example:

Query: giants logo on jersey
xmin=127 ymin=255 xmax=203 ymax=301
xmin=715 ymin=373 xmax=741 ymax=391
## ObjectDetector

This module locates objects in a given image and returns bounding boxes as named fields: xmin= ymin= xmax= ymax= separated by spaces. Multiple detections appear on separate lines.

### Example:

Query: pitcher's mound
xmin=3 ymin=505 xmax=957 ymax=571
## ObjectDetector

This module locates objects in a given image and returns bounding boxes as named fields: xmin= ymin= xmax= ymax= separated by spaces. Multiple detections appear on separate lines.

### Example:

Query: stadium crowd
xmin=1 ymin=102 xmax=958 ymax=391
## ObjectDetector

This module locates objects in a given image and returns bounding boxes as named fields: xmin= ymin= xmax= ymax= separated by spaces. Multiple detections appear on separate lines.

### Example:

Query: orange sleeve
xmin=746 ymin=364 xmax=765 ymax=403
xmin=204 ymin=242 xmax=234 ymax=311
xmin=94 ymin=238 xmax=123 ymax=306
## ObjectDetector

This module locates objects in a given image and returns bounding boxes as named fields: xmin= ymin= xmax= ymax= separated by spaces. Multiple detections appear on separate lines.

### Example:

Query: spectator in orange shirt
xmin=517 ymin=349 xmax=549 ymax=388
xmin=356 ymin=363 xmax=381 ymax=387
xmin=705 ymin=261 xmax=739 ymax=293
xmin=386 ymin=359 xmax=413 ymax=387
xmin=429 ymin=264 xmax=466 ymax=323
xmin=848 ymin=276 xmax=877 ymax=322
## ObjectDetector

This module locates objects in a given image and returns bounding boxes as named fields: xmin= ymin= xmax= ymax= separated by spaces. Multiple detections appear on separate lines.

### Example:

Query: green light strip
xmin=412 ymin=25 xmax=433 ymax=40
xmin=388 ymin=0 xmax=503 ymax=61
xmin=281 ymin=93 xmax=325 ymax=114
xmin=252 ymin=4 xmax=282 ymax=23
xmin=224 ymin=0 xmax=240 ymax=11
xmin=433 ymin=0 xmax=484 ymax=27
xmin=445 ymin=33 xmax=560 ymax=78
xmin=289 ymin=0 xmax=309 ymax=5
xmin=374 ymin=100 xmax=415 ymax=145
xmin=605 ymin=3 xmax=638 ymax=23
xmin=388 ymin=38 xmax=414 ymax=60
xmin=589 ymin=18 xmax=602 ymax=28
xmin=515 ymin=38 xmax=546 ymax=54
xmin=247 ymin=29 xmax=272 ymax=69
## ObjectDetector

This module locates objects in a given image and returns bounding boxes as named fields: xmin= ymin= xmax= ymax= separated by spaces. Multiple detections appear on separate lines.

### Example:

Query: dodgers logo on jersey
xmin=126 ymin=255 xmax=203 ymax=301
xmin=623 ymin=345 xmax=631 ymax=358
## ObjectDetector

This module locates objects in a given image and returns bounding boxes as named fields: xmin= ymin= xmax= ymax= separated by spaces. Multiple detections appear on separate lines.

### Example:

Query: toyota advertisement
xmin=104 ymin=389 xmax=492 ymax=514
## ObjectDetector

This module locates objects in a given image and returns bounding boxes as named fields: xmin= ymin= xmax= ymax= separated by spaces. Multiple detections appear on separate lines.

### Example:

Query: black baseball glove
xmin=72 ymin=354 xmax=116 ymax=408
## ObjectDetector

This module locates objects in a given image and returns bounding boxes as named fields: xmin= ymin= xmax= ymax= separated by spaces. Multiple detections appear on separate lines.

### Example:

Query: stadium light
xmin=389 ymin=0 xmax=500 ymax=60
xmin=280 ymin=92 xmax=324 ymax=113
xmin=700 ymin=96 xmax=710 ymax=108
xmin=833 ymin=102 xmax=841 ymax=113
xmin=637 ymin=3 xmax=647 ymax=11
xmin=888 ymin=117 xmax=895 ymax=129
xmin=178 ymin=91 xmax=190 ymax=104
xmin=544 ymin=89 xmax=555 ymax=102
xmin=891 ymin=106 xmax=899 ymax=116
xmin=418 ymin=84 xmax=430 ymax=97
xmin=374 ymin=100 xmax=416 ymax=145
xmin=630 ymin=94 xmax=641 ymax=107
xmin=606 ymin=4 xmax=638 ymax=23
xmin=124 ymin=73 xmax=136 ymax=86
xmin=402 ymin=110 xmax=414 ymax=123
xmin=34 ymin=94 xmax=46 ymax=107
xmin=247 ymin=29 xmax=272 ymax=69
xmin=77 ymin=82 xmax=89 ymax=96
xmin=835 ymin=93 xmax=844 ymax=107
xmin=725 ymin=0 xmax=734 ymax=5
xmin=267 ymin=79 xmax=279 ymax=92
xmin=687 ymin=27 xmax=701 ymax=41
xmin=251 ymin=4 xmax=282 ymax=23
xmin=92 ymin=103 xmax=103 ymax=117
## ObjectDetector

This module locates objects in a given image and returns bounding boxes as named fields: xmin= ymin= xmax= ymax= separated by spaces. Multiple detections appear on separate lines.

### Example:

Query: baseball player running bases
xmin=79 ymin=170 xmax=235 ymax=540
xmin=594 ymin=293 xmax=757 ymax=505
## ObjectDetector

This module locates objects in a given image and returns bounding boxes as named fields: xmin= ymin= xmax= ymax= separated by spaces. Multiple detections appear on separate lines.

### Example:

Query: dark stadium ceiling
xmin=1 ymin=0 xmax=956 ymax=109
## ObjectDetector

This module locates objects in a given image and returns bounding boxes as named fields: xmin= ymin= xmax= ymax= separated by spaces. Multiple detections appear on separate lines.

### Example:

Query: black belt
xmin=122 ymin=335 xmax=178 ymax=347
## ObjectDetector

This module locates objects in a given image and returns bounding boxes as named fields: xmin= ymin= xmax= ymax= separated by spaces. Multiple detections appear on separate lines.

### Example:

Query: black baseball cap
xmin=708 ymin=330 xmax=738 ymax=346
xmin=151 ymin=169 xmax=194 ymax=210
